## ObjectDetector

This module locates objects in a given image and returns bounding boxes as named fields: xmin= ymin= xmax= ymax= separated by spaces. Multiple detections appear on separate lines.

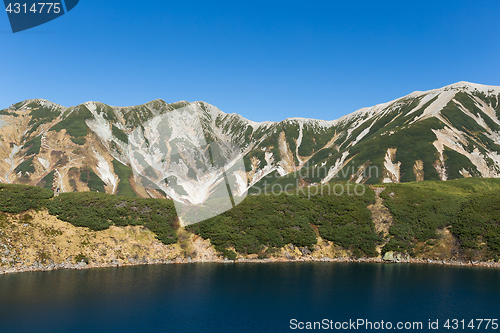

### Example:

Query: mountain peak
xmin=9 ymin=98 xmax=63 ymax=110
xmin=404 ymin=81 xmax=500 ymax=100
xmin=444 ymin=81 xmax=500 ymax=93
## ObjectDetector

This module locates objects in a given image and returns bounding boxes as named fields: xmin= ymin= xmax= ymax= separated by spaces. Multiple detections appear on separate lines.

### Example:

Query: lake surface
xmin=1 ymin=262 xmax=499 ymax=332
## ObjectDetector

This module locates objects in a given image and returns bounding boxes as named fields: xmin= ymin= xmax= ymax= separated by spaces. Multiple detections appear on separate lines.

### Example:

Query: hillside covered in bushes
xmin=1 ymin=178 xmax=500 ymax=264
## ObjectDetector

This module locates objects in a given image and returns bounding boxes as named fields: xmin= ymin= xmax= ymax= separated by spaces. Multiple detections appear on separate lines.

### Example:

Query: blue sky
xmin=1 ymin=0 xmax=500 ymax=122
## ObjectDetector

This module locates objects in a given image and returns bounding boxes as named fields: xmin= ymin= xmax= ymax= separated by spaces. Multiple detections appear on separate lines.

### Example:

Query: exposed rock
xmin=413 ymin=160 xmax=424 ymax=181
xmin=367 ymin=186 xmax=394 ymax=255
xmin=300 ymin=247 xmax=311 ymax=256
xmin=383 ymin=251 xmax=394 ymax=261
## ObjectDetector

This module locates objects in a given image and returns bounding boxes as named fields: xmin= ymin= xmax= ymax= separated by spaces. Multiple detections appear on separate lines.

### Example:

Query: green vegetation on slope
xmin=0 ymin=109 xmax=19 ymax=117
xmin=453 ymin=190 xmax=500 ymax=261
xmin=251 ymin=116 xmax=447 ymax=192
xmin=454 ymin=92 xmax=500 ymax=132
xmin=443 ymin=148 xmax=481 ymax=179
xmin=112 ymin=159 xmax=137 ymax=197
xmin=0 ymin=183 xmax=177 ymax=245
xmin=80 ymin=168 xmax=106 ymax=193
xmin=46 ymin=192 xmax=179 ymax=244
xmin=70 ymin=137 xmax=86 ymax=145
xmin=50 ymin=105 xmax=92 ymax=139
xmin=95 ymin=103 xmax=118 ymax=123
xmin=2 ymin=178 xmax=500 ymax=262
xmin=14 ymin=157 xmax=35 ymax=179
xmin=22 ymin=136 xmax=42 ymax=156
xmin=380 ymin=178 xmax=500 ymax=258
xmin=0 ymin=183 xmax=53 ymax=213
xmin=122 ymin=105 xmax=155 ymax=128
xmin=441 ymin=100 xmax=486 ymax=133
xmin=188 ymin=183 xmax=378 ymax=258
xmin=187 ymin=194 xmax=318 ymax=257
xmin=112 ymin=125 xmax=128 ymax=143
xmin=298 ymin=125 xmax=339 ymax=158
xmin=38 ymin=171 xmax=55 ymax=189
xmin=347 ymin=117 xmax=444 ymax=183
xmin=27 ymin=102 xmax=60 ymax=136
xmin=304 ymin=183 xmax=378 ymax=257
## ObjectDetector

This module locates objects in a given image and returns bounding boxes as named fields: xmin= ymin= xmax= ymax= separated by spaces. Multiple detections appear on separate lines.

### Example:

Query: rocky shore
xmin=2 ymin=252 xmax=500 ymax=276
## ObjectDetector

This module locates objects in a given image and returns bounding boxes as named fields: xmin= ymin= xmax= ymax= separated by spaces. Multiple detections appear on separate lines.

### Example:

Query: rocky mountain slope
xmin=1 ymin=81 xmax=500 ymax=203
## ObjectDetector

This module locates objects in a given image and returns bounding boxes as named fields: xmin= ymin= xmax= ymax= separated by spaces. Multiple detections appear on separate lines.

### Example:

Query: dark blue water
xmin=0 ymin=262 xmax=499 ymax=332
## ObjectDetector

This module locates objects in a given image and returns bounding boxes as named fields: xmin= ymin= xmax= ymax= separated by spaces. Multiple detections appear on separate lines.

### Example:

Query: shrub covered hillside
xmin=0 ymin=183 xmax=53 ymax=213
xmin=46 ymin=192 xmax=179 ymax=244
xmin=380 ymin=178 xmax=500 ymax=261
xmin=0 ymin=184 xmax=179 ymax=245
xmin=453 ymin=189 xmax=500 ymax=261
xmin=1 ymin=178 xmax=500 ymax=262
xmin=0 ymin=182 xmax=379 ymax=259
xmin=187 ymin=183 xmax=378 ymax=259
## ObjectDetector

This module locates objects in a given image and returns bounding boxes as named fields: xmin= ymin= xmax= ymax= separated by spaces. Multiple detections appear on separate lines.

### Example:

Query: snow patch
xmin=411 ymin=90 xmax=456 ymax=123
xmin=296 ymin=121 xmax=304 ymax=165
xmin=432 ymin=127 xmax=500 ymax=178
xmin=54 ymin=169 xmax=66 ymax=192
xmin=350 ymin=121 xmax=375 ymax=147
xmin=383 ymin=148 xmax=401 ymax=183
xmin=4 ymin=144 xmax=21 ymax=183
xmin=470 ymin=94 xmax=500 ymax=125
xmin=37 ymin=157 xmax=50 ymax=170
xmin=486 ymin=131 xmax=500 ymax=146
xmin=86 ymin=103 xmax=113 ymax=143
xmin=93 ymin=148 xmax=119 ymax=193
xmin=321 ymin=151 xmax=350 ymax=184
xmin=453 ymin=99 xmax=490 ymax=131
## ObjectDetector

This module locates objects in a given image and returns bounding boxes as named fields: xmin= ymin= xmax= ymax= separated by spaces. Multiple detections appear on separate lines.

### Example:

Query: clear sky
xmin=1 ymin=0 xmax=500 ymax=122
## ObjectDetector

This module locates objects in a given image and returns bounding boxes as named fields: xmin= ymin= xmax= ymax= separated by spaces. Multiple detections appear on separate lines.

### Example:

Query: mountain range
xmin=1 ymin=81 xmax=500 ymax=203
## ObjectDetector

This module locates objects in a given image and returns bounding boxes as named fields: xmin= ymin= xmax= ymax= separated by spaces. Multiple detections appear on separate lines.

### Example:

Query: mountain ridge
xmin=9 ymin=80 xmax=500 ymax=123
xmin=2 ymin=81 xmax=500 ymax=203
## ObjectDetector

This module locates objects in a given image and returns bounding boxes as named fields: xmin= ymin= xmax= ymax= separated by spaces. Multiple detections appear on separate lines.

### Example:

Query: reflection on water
xmin=1 ymin=263 xmax=499 ymax=333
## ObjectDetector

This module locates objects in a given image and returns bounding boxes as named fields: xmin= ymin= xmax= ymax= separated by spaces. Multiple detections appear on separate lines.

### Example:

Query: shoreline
xmin=2 ymin=256 xmax=500 ymax=275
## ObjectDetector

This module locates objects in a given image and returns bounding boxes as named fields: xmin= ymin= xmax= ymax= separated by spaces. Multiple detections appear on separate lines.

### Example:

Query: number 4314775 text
xmin=5 ymin=3 xmax=62 ymax=14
